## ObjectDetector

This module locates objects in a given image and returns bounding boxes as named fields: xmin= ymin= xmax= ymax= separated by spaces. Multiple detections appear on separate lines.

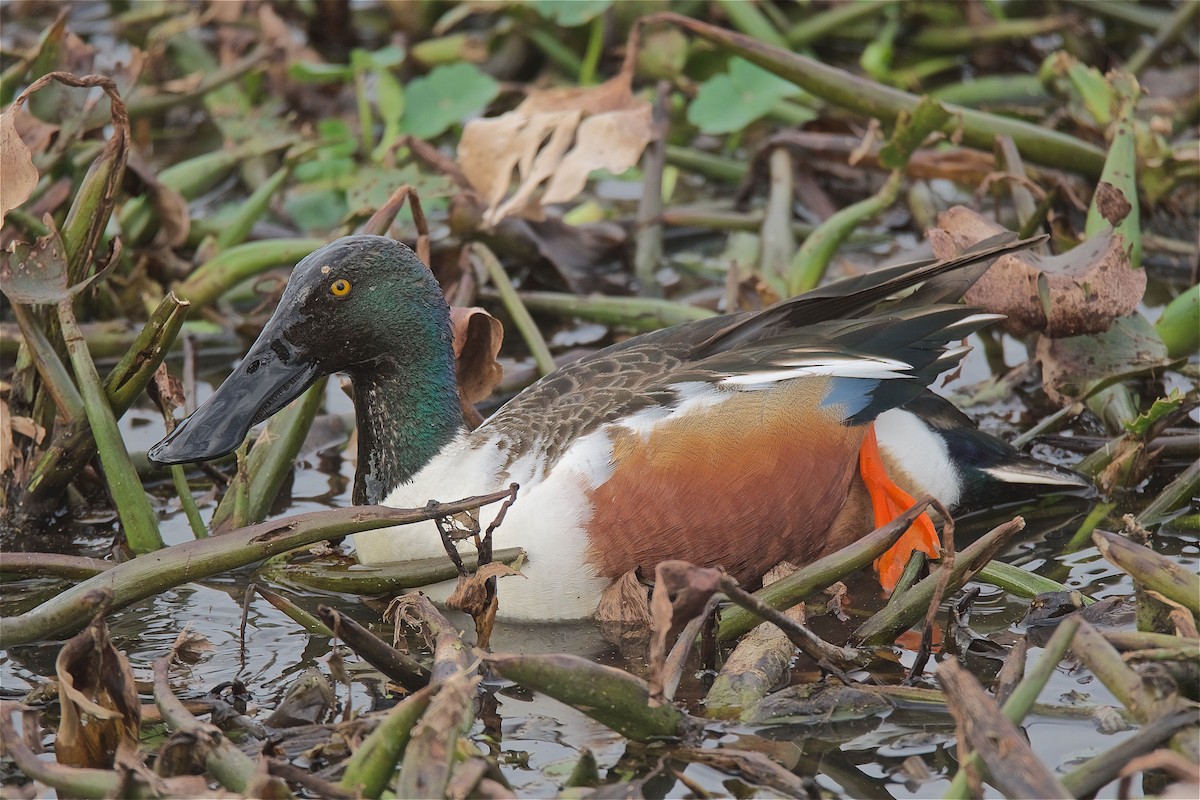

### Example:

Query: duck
xmin=148 ymin=234 xmax=1087 ymax=620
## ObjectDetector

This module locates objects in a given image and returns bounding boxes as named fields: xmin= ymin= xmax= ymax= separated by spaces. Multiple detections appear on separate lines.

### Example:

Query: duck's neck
xmin=350 ymin=352 xmax=464 ymax=505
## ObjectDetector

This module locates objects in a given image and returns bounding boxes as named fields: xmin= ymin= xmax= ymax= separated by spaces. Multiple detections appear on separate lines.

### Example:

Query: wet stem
xmin=57 ymin=298 xmax=163 ymax=553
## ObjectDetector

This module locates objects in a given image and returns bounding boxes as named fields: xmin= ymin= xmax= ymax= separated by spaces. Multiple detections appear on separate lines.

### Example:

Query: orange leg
xmin=858 ymin=423 xmax=940 ymax=592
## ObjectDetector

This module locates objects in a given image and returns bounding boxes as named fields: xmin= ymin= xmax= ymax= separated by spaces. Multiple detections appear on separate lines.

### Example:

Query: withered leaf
xmin=446 ymin=561 xmax=522 ymax=618
xmin=55 ymin=615 xmax=141 ymax=769
xmin=0 ymin=108 xmax=40 ymax=227
xmin=929 ymin=206 xmax=1145 ymax=337
xmin=457 ymin=73 xmax=653 ymax=226
xmin=1036 ymin=313 xmax=1173 ymax=405
xmin=449 ymin=306 xmax=503 ymax=429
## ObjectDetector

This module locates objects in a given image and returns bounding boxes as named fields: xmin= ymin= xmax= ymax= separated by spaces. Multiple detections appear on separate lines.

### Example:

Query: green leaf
xmin=344 ymin=166 xmax=456 ymax=217
xmin=528 ymin=0 xmax=611 ymax=26
xmin=293 ymin=157 xmax=356 ymax=183
xmin=688 ymin=57 xmax=799 ymax=134
xmin=284 ymin=187 xmax=348 ymax=232
xmin=399 ymin=63 xmax=500 ymax=140
xmin=1124 ymin=390 xmax=1184 ymax=437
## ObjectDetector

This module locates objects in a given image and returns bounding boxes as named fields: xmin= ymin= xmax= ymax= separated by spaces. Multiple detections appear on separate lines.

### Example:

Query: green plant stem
xmin=788 ymin=170 xmax=902 ymax=295
xmin=976 ymin=561 xmax=1094 ymax=604
xmin=127 ymin=45 xmax=268 ymax=116
xmin=1136 ymin=460 xmax=1200 ymax=527
xmin=652 ymin=13 xmax=1107 ymax=176
xmin=787 ymin=0 xmax=899 ymax=46
xmin=1062 ymin=0 xmax=1169 ymax=30
xmin=944 ymin=618 xmax=1080 ymax=798
xmin=1065 ymin=500 xmax=1116 ymax=551
xmin=0 ymin=490 xmax=514 ymax=648
xmin=525 ymin=27 xmax=583 ymax=75
xmin=340 ymin=686 xmax=434 ymax=797
xmin=23 ymin=294 xmax=189 ymax=507
xmin=58 ymin=299 xmax=163 ymax=553
xmin=1155 ymin=284 xmax=1200 ymax=359
xmin=664 ymin=144 xmax=746 ymax=182
xmin=1093 ymin=529 xmax=1200 ymax=615
xmin=852 ymin=516 xmax=1026 ymax=645
xmin=170 ymin=465 xmax=207 ymax=539
xmin=470 ymin=243 xmax=555 ymax=376
xmin=215 ymin=162 xmax=292 ymax=250
xmin=912 ymin=16 xmax=1070 ymax=51
xmin=930 ymin=74 xmax=1050 ymax=107
xmin=486 ymin=652 xmax=694 ymax=742
xmin=1125 ymin=0 xmax=1200 ymax=75
xmin=176 ymin=238 xmax=326 ymax=309
xmin=715 ymin=0 xmax=787 ymax=48
xmin=9 ymin=302 xmax=82 ymax=418
xmin=579 ymin=14 xmax=605 ymax=85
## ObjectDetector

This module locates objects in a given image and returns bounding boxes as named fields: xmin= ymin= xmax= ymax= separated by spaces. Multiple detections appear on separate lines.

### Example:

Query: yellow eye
xmin=330 ymin=278 xmax=351 ymax=297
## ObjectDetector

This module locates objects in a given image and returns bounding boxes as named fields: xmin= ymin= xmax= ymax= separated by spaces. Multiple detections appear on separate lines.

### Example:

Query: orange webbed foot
xmin=858 ymin=423 xmax=940 ymax=591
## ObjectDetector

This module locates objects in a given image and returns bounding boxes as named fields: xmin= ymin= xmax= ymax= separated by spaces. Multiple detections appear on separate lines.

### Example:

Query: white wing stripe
xmin=720 ymin=356 xmax=915 ymax=386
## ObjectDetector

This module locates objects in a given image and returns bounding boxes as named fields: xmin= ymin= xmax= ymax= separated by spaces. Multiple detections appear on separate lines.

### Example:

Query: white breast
xmin=873 ymin=408 xmax=963 ymax=507
xmin=352 ymin=430 xmax=614 ymax=620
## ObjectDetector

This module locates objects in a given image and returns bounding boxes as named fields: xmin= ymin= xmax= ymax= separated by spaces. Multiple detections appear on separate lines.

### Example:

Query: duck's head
xmin=149 ymin=235 xmax=456 ymax=469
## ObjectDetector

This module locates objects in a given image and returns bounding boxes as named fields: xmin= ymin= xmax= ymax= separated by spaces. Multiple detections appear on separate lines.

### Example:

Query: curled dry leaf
xmin=449 ymin=306 xmax=503 ymax=428
xmin=446 ymin=560 xmax=523 ymax=619
xmin=929 ymin=206 xmax=1145 ymax=337
xmin=0 ymin=108 xmax=40 ymax=226
xmin=55 ymin=612 xmax=141 ymax=769
xmin=457 ymin=73 xmax=653 ymax=226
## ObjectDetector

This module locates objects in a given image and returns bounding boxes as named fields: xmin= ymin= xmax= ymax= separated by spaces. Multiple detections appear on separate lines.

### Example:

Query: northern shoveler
xmin=149 ymin=234 xmax=1085 ymax=620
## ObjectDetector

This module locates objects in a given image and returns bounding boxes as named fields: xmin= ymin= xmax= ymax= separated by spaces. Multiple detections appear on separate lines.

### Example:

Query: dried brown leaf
xmin=446 ymin=561 xmax=522 ymax=618
xmin=648 ymin=561 xmax=723 ymax=704
xmin=1 ymin=109 xmax=39 ymax=227
xmin=449 ymin=306 xmax=503 ymax=428
xmin=457 ymin=74 xmax=653 ymax=226
xmin=55 ymin=614 xmax=141 ymax=769
xmin=930 ymin=206 xmax=1145 ymax=336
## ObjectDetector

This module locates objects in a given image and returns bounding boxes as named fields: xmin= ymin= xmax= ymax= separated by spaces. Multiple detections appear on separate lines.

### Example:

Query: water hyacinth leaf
xmin=931 ymin=207 xmax=1145 ymax=337
xmin=688 ymin=57 xmax=801 ymax=135
xmin=0 ymin=224 xmax=72 ymax=305
xmin=530 ymin=0 xmax=611 ymax=27
xmin=0 ymin=108 xmax=38 ymax=225
xmin=400 ymin=62 xmax=499 ymax=140
xmin=1124 ymin=390 xmax=1185 ymax=437
xmin=1036 ymin=313 xmax=1173 ymax=406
